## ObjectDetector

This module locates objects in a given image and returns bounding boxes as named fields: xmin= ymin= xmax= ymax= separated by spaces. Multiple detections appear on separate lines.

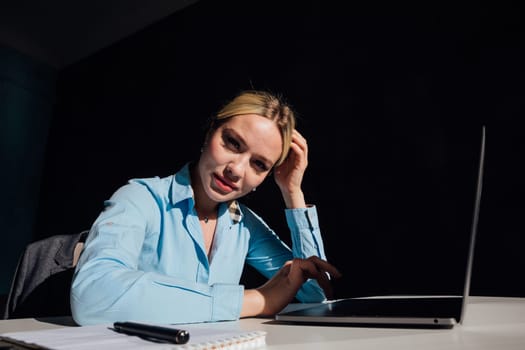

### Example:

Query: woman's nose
xmin=226 ymin=157 xmax=248 ymax=180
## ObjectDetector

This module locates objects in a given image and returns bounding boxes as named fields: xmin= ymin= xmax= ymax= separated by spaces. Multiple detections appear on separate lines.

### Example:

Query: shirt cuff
xmin=211 ymin=283 xmax=244 ymax=321
xmin=285 ymin=205 xmax=319 ymax=231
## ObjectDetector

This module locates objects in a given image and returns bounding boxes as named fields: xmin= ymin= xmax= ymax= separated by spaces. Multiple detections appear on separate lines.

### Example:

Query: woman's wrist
xmin=282 ymin=190 xmax=306 ymax=209
xmin=240 ymin=289 xmax=265 ymax=317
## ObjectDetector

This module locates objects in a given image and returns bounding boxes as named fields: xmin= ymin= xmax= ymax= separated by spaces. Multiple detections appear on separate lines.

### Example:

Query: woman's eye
xmin=254 ymin=160 xmax=269 ymax=171
xmin=226 ymin=136 xmax=240 ymax=150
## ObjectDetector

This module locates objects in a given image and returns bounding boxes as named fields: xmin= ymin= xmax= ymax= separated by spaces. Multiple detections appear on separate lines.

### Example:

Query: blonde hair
xmin=207 ymin=90 xmax=296 ymax=167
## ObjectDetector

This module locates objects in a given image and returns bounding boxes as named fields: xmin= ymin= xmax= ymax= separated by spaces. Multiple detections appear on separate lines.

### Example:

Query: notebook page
xmin=1 ymin=323 xmax=266 ymax=350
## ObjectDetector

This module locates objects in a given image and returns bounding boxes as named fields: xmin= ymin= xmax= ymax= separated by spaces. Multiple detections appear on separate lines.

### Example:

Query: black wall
xmin=0 ymin=45 xmax=56 ymax=297
xmin=27 ymin=0 xmax=525 ymax=298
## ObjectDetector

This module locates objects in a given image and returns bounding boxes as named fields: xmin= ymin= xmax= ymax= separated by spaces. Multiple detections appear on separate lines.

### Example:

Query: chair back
xmin=3 ymin=230 xmax=88 ymax=319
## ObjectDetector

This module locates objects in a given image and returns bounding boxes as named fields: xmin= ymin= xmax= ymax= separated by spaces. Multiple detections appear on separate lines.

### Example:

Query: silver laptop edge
xmin=459 ymin=125 xmax=485 ymax=324
xmin=276 ymin=315 xmax=458 ymax=326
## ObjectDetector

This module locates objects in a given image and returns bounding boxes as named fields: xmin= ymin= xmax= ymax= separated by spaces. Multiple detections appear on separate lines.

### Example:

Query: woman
xmin=70 ymin=90 xmax=341 ymax=325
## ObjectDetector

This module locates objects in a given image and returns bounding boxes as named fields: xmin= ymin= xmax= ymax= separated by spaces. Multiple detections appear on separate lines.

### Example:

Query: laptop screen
xmin=318 ymin=125 xmax=485 ymax=300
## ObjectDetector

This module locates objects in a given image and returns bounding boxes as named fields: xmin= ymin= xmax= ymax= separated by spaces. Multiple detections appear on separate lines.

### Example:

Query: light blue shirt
xmin=71 ymin=163 xmax=327 ymax=325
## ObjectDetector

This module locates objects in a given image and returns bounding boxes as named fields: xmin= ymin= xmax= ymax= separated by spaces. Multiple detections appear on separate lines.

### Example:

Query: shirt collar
xmin=171 ymin=162 xmax=243 ymax=224
xmin=227 ymin=200 xmax=242 ymax=224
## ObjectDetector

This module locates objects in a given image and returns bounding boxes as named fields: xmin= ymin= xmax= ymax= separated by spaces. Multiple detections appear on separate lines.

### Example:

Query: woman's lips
xmin=212 ymin=174 xmax=238 ymax=193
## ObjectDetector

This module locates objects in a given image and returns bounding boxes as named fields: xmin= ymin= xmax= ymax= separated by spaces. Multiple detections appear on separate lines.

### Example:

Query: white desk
xmin=1 ymin=297 xmax=524 ymax=349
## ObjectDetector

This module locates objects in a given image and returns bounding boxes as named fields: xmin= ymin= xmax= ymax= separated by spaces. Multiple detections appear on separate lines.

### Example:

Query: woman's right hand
xmin=241 ymin=256 xmax=342 ymax=317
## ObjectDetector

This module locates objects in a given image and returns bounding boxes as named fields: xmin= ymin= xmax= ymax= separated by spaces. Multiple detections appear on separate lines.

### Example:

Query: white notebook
xmin=1 ymin=323 xmax=266 ymax=350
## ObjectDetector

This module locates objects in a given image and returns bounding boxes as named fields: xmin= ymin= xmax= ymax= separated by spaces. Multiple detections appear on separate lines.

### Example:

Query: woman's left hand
xmin=273 ymin=130 xmax=308 ymax=208
xmin=253 ymin=256 xmax=342 ymax=316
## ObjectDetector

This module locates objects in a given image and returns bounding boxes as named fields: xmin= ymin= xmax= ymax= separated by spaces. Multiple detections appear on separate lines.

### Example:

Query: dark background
xmin=1 ymin=0 xmax=524 ymax=311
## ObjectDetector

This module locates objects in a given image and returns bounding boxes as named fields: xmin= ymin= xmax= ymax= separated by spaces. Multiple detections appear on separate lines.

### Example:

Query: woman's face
xmin=197 ymin=114 xmax=282 ymax=203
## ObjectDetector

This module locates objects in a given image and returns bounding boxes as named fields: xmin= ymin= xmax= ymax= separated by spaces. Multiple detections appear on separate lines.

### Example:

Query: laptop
xmin=276 ymin=126 xmax=486 ymax=328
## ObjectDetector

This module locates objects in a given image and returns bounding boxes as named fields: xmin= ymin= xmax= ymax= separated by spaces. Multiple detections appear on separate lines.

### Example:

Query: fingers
xmin=305 ymin=257 xmax=342 ymax=300
xmin=255 ymin=257 xmax=342 ymax=315
xmin=291 ymin=259 xmax=333 ymax=299
xmin=307 ymin=256 xmax=342 ymax=279
xmin=290 ymin=130 xmax=308 ymax=162
xmin=288 ymin=257 xmax=342 ymax=300
xmin=292 ymin=130 xmax=307 ymax=147
xmin=273 ymin=131 xmax=308 ymax=188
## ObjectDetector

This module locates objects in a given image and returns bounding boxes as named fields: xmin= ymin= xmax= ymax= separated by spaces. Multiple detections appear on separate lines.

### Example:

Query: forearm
xmin=241 ymin=277 xmax=297 ymax=317
xmin=281 ymin=189 xmax=306 ymax=209
xmin=240 ymin=289 xmax=265 ymax=317
xmin=72 ymin=264 xmax=244 ymax=325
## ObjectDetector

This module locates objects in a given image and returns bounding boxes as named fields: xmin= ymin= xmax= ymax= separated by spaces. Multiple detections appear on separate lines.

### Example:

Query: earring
xmin=252 ymin=187 xmax=256 ymax=192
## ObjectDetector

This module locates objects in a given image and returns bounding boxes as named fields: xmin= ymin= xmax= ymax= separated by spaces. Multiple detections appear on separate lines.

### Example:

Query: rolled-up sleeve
xmin=285 ymin=205 xmax=326 ymax=260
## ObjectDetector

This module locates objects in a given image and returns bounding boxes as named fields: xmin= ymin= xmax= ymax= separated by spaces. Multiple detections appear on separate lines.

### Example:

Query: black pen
xmin=113 ymin=321 xmax=190 ymax=344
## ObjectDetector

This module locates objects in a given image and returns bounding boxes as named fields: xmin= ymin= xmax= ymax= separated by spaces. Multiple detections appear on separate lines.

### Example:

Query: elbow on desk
xmin=69 ymin=269 xmax=124 ymax=326
xmin=70 ymin=287 xmax=108 ymax=326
